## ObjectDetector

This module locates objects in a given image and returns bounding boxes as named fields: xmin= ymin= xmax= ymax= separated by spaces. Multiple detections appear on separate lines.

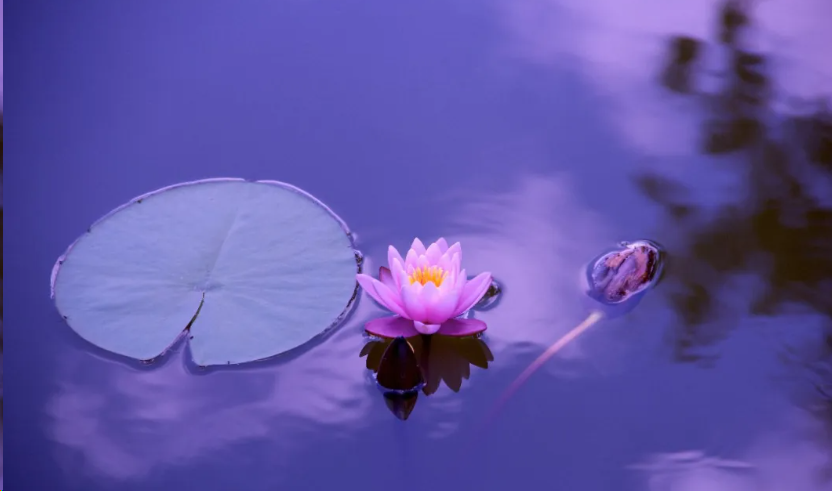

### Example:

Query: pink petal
xmin=387 ymin=245 xmax=404 ymax=271
xmin=372 ymin=282 xmax=410 ymax=318
xmin=400 ymin=282 xmax=428 ymax=321
xmin=410 ymin=238 xmax=427 ymax=255
xmin=455 ymin=268 xmax=468 ymax=289
xmin=379 ymin=267 xmax=395 ymax=289
xmin=414 ymin=321 xmax=442 ymax=335
xmin=357 ymin=274 xmax=390 ymax=306
xmin=435 ymin=237 xmax=449 ymax=253
xmin=357 ymin=274 xmax=408 ymax=318
xmin=444 ymin=243 xmax=462 ymax=265
xmin=420 ymin=281 xmax=458 ymax=324
xmin=438 ymin=254 xmax=454 ymax=274
xmin=405 ymin=249 xmax=419 ymax=270
xmin=365 ymin=316 xmax=420 ymax=338
xmin=454 ymin=272 xmax=493 ymax=316
xmin=391 ymin=258 xmax=408 ymax=290
xmin=438 ymin=318 xmax=487 ymax=337
xmin=425 ymin=242 xmax=443 ymax=264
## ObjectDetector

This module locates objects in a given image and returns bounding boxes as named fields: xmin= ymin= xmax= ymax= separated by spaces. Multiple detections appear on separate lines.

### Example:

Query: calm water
xmin=6 ymin=1 xmax=832 ymax=490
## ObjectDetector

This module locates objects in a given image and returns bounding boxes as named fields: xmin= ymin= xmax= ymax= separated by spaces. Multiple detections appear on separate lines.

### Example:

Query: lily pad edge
xmin=49 ymin=177 xmax=364 ymax=367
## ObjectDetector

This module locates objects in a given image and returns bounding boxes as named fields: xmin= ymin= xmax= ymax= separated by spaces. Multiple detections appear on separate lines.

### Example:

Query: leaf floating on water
xmin=51 ymin=178 xmax=359 ymax=366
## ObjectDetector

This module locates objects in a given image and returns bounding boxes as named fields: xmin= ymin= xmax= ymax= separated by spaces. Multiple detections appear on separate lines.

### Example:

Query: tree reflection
xmin=360 ymin=334 xmax=494 ymax=419
xmin=647 ymin=0 xmax=832 ymax=475
xmin=648 ymin=0 xmax=832 ymax=361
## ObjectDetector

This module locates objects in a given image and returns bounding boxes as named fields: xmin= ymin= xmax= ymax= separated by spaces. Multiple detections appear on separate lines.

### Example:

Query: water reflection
xmin=640 ymin=0 xmax=832 ymax=363
xmin=629 ymin=417 xmax=832 ymax=490
xmin=373 ymin=337 xmax=424 ymax=421
xmin=439 ymin=174 xmax=622 ymax=375
xmin=638 ymin=0 xmax=832 ymax=483
xmin=46 ymin=325 xmax=372 ymax=481
xmin=361 ymin=333 xmax=494 ymax=420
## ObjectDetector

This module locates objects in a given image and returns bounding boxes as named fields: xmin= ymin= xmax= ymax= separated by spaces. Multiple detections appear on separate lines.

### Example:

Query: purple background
xmin=5 ymin=1 xmax=832 ymax=490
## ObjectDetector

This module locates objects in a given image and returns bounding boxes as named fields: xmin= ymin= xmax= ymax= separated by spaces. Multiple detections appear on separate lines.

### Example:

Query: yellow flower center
xmin=409 ymin=265 xmax=448 ymax=287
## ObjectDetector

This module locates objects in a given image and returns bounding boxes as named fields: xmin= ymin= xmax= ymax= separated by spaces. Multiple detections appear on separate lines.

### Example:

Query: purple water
xmin=5 ymin=1 xmax=832 ymax=490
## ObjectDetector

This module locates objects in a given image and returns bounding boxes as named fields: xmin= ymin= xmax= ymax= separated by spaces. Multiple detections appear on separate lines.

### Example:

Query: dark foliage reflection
xmin=649 ymin=0 xmax=832 ymax=475
xmin=360 ymin=334 xmax=493 ymax=420
xmin=650 ymin=0 xmax=832 ymax=361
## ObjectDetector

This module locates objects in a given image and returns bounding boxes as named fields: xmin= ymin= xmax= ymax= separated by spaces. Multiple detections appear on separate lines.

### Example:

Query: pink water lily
xmin=356 ymin=238 xmax=492 ymax=337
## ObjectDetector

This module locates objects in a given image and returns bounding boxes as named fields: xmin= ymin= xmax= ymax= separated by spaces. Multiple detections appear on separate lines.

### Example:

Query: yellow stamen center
xmin=409 ymin=265 xmax=447 ymax=287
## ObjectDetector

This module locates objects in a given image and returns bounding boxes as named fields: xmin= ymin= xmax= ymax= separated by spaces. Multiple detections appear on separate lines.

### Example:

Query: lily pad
xmin=51 ymin=178 xmax=359 ymax=366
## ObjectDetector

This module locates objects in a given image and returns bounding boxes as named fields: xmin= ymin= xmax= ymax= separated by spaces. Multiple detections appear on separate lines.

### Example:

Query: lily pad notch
xmin=51 ymin=178 xmax=361 ymax=366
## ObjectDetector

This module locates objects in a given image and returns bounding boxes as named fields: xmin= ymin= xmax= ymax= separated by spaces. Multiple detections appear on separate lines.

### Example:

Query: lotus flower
xmin=356 ymin=238 xmax=492 ymax=337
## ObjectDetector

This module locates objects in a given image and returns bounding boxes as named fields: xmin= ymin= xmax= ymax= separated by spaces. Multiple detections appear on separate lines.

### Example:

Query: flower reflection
xmin=360 ymin=333 xmax=494 ymax=419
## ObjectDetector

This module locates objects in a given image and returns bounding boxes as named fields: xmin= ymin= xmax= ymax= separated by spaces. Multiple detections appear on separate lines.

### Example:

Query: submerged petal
xmin=438 ymin=318 xmax=487 ymax=337
xmin=454 ymin=272 xmax=493 ymax=316
xmin=365 ymin=316 xmax=421 ymax=338
xmin=414 ymin=321 xmax=442 ymax=335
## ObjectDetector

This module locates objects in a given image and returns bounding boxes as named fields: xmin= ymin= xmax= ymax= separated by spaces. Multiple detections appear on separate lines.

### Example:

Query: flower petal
xmin=455 ymin=268 xmax=468 ymax=288
xmin=425 ymin=242 xmax=443 ymax=264
xmin=410 ymin=238 xmax=427 ymax=256
xmin=372 ymin=281 xmax=410 ymax=318
xmin=357 ymin=274 xmax=408 ymax=318
xmin=391 ymin=258 xmax=408 ymax=290
xmin=405 ymin=249 xmax=419 ymax=270
xmin=401 ymin=282 xmax=428 ymax=321
xmin=454 ymin=272 xmax=493 ymax=316
xmin=421 ymin=281 xmax=458 ymax=324
xmin=438 ymin=318 xmax=487 ymax=337
xmin=357 ymin=274 xmax=391 ymax=306
xmin=414 ymin=321 xmax=442 ymax=335
xmin=444 ymin=242 xmax=462 ymax=266
xmin=435 ymin=237 xmax=449 ymax=253
xmin=379 ymin=267 xmax=395 ymax=289
xmin=365 ymin=316 xmax=420 ymax=338
xmin=387 ymin=245 xmax=404 ymax=271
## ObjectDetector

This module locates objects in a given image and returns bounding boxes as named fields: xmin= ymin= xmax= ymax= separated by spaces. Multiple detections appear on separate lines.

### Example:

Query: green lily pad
xmin=51 ymin=178 xmax=359 ymax=366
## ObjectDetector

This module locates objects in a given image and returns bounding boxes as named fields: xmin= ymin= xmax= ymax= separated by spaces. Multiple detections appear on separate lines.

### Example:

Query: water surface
xmin=5 ymin=1 xmax=832 ymax=490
